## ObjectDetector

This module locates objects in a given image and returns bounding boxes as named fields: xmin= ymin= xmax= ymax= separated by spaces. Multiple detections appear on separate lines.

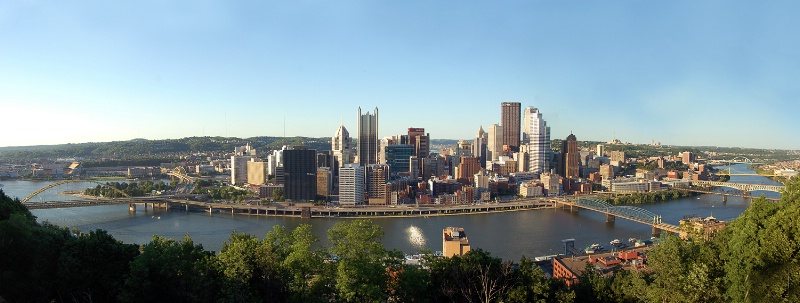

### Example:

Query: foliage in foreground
xmin=1 ymin=177 xmax=800 ymax=302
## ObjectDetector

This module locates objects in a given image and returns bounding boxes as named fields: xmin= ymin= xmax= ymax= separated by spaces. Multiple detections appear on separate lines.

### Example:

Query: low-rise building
xmin=443 ymin=227 xmax=471 ymax=257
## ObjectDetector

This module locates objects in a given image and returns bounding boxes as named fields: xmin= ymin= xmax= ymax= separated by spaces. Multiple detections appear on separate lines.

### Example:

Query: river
xmin=0 ymin=164 xmax=783 ymax=261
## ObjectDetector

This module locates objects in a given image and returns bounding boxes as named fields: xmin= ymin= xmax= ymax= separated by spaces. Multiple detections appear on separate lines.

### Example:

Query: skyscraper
xmin=283 ymin=146 xmax=317 ymax=202
xmin=487 ymin=123 xmax=503 ymax=162
xmin=501 ymin=102 xmax=521 ymax=154
xmin=357 ymin=107 xmax=379 ymax=166
xmin=473 ymin=126 xmax=487 ymax=168
xmin=523 ymin=107 xmax=551 ymax=174
xmin=332 ymin=125 xmax=353 ymax=167
xmin=339 ymin=163 xmax=365 ymax=205
xmin=561 ymin=134 xmax=580 ymax=179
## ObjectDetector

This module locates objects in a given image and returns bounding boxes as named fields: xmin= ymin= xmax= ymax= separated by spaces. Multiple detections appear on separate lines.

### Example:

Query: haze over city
xmin=2 ymin=1 xmax=798 ymax=149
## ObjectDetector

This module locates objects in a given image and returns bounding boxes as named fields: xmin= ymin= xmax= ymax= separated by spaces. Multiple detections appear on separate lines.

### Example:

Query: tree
xmin=507 ymin=256 xmax=575 ymax=303
xmin=327 ymin=219 xmax=393 ymax=302
xmin=723 ymin=177 xmax=800 ymax=302
xmin=427 ymin=248 xmax=515 ymax=303
xmin=216 ymin=232 xmax=289 ymax=302
xmin=56 ymin=229 xmax=139 ymax=302
xmin=119 ymin=235 xmax=220 ymax=303
xmin=283 ymin=224 xmax=330 ymax=303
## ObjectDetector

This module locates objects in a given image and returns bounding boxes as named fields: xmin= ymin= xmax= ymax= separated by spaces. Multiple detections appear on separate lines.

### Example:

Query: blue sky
xmin=2 ymin=1 xmax=798 ymax=149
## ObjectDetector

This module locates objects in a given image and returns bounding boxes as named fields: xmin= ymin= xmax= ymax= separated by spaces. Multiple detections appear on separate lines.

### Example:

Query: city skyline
xmin=2 ymin=2 xmax=799 ymax=150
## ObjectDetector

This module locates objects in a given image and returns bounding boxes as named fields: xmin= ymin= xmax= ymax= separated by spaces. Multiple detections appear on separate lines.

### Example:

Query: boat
xmin=584 ymin=246 xmax=596 ymax=254
xmin=590 ymin=243 xmax=603 ymax=251
xmin=610 ymin=239 xmax=622 ymax=246
xmin=628 ymin=237 xmax=638 ymax=243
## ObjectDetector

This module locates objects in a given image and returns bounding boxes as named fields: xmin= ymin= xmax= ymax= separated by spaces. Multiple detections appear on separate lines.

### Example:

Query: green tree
xmin=723 ymin=177 xmax=800 ymax=302
xmin=56 ymin=229 xmax=139 ymax=302
xmin=507 ymin=256 xmax=575 ymax=303
xmin=216 ymin=232 xmax=289 ymax=302
xmin=327 ymin=219 xmax=393 ymax=302
xmin=119 ymin=235 xmax=220 ymax=303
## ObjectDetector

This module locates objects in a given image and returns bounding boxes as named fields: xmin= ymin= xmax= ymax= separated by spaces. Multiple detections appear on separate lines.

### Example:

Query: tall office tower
xmin=596 ymin=144 xmax=605 ymax=157
xmin=409 ymin=156 xmax=421 ymax=179
xmin=501 ymin=102 xmax=521 ymax=154
xmin=384 ymin=144 xmax=415 ymax=173
xmin=457 ymin=140 xmax=473 ymax=157
xmin=332 ymin=125 xmax=354 ymax=167
xmin=316 ymin=151 xmax=333 ymax=169
xmin=339 ymin=163 xmax=365 ymax=205
xmin=561 ymin=134 xmax=580 ymax=179
xmin=457 ymin=157 xmax=481 ymax=184
xmin=487 ymin=124 xmax=503 ymax=162
xmin=357 ymin=107 xmax=379 ymax=165
xmin=379 ymin=137 xmax=397 ymax=165
xmin=366 ymin=164 xmax=390 ymax=205
xmin=473 ymin=126 xmax=488 ymax=168
xmin=230 ymin=155 xmax=254 ymax=185
xmin=316 ymin=167 xmax=332 ymax=200
xmin=407 ymin=128 xmax=425 ymax=152
xmin=283 ymin=146 xmax=317 ymax=202
xmin=523 ymin=107 xmax=551 ymax=174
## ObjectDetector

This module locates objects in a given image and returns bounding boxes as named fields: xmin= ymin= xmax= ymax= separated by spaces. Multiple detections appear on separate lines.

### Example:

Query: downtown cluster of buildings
xmin=228 ymin=102 xmax=600 ymax=205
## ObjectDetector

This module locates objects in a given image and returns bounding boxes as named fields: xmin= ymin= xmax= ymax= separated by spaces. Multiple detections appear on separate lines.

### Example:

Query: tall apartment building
xmin=230 ymin=155 xmax=254 ymax=185
xmin=283 ymin=146 xmax=316 ymax=202
xmin=473 ymin=126 xmax=488 ymax=168
xmin=339 ymin=163 xmax=365 ymax=205
xmin=487 ymin=123 xmax=503 ymax=162
xmin=523 ymin=106 xmax=551 ymax=174
xmin=561 ymin=134 xmax=580 ymax=179
xmin=357 ymin=107 xmax=379 ymax=165
xmin=501 ymin=102 xmax=521 ymax=154
xmin=332 ymin=124 xmax=354 ymax=168
xmin=246 ymin=160 xmax=268 ymax=185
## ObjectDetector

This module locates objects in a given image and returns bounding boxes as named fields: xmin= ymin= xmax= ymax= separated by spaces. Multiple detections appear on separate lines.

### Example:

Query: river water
xmin=0 ymin=164 xmax=782 ymax=261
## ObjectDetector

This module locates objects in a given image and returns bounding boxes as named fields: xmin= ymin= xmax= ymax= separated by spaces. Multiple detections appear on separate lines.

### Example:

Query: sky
xmin=1 ymin=1 xmax=798 ymax=150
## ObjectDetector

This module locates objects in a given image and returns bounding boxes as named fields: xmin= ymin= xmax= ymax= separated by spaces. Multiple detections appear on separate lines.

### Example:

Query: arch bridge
xmin=22 ymin=180 xmax=131 ymax=203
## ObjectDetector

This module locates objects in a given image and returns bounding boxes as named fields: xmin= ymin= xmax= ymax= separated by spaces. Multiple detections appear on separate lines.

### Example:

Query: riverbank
xmin=596 ymin=189 xmax=699 ymax=205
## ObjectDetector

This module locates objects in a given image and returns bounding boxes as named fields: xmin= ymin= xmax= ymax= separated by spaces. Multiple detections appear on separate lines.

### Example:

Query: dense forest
xmin=1 ymin=177 xmax=799 ymax=302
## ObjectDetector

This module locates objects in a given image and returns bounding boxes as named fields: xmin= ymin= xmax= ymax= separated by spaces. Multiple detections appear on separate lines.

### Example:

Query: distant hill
xmin=0 ymin=136 xmax=330 ymax=162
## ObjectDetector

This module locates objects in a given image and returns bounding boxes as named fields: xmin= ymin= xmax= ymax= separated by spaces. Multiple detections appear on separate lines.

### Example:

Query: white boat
xmin=610 ymin=239 xmax=622 ymax=246
xmin=628 ymin=237 xmax=638 ymax=243
xmin=590 ymin=243 xmax=603 ymax=251
xmin=584 ymin=246 xmax=596 ymax=254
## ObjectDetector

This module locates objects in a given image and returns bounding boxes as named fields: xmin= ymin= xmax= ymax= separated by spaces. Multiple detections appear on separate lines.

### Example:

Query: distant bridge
xmin=554 ymin=198 xmax=680 ymax=236
xmin=21 ymin=180 xmax=131 ymax=203
xmin=689 ymin=180 xmax=784 ymax=193
xmin=22 ymin=167 xmax=198 ymax=204
xmin=707 ymin=156 xmax=763 ymax=165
